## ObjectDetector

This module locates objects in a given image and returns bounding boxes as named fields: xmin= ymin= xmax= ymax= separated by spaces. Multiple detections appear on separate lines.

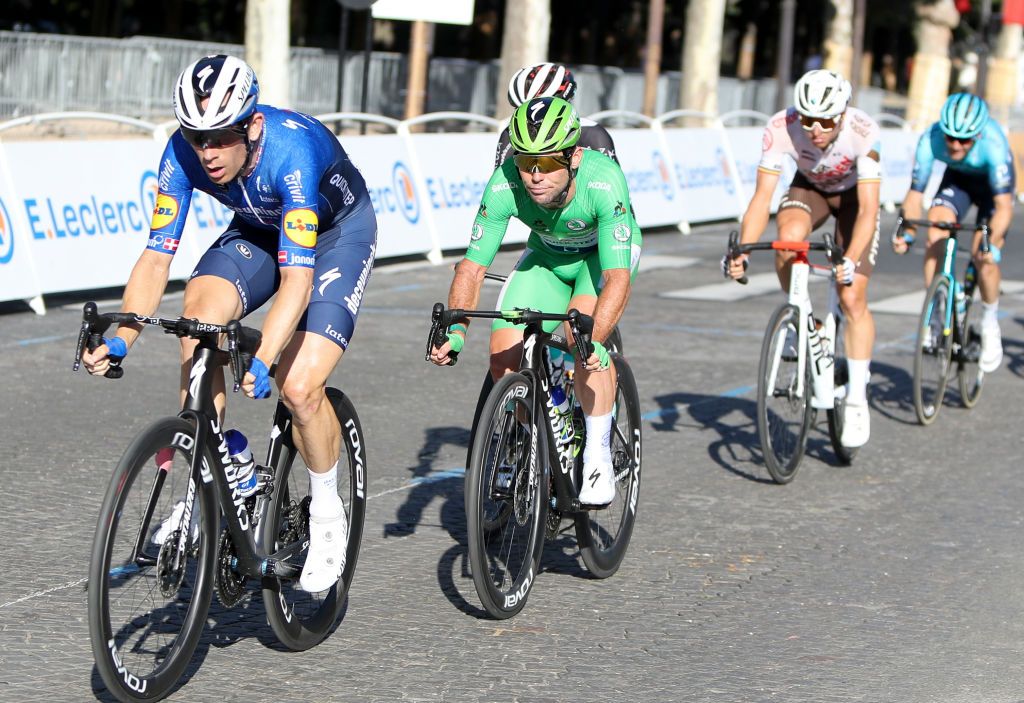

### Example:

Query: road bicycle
xmin=74 ymin=303 xmax=366 ymax=702
xmin=427 ymin=303 xmax=641 ymax=619
xmin=726 ymin=232 xmax=856 ymax=484
xmin=892 ymin=216 xmax=989 ymax=425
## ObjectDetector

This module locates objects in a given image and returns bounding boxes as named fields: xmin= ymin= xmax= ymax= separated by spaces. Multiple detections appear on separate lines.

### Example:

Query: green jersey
xmin=466 ymin=149 xmax=641 ymax=270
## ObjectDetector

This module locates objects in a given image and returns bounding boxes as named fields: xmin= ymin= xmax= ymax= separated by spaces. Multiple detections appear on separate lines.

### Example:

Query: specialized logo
xmin=150 ymin=193 xmax=180 ymax=230
xmin=196 ymin=65 xmax=215 ymax=92
xmin=393 ymin=162 xmax=420 ymax=224
xmin=283 ymin=208 xmax=318 ymax=247
xmin=0 ymin=196 xmax=14 ymax=265
xmin=318 ymin=266 xmax=342 ymax=296
xmin=188 ymin=356 xmax=206 ymax=401
xmin=236 ymin=242 xmax=252 ymax=259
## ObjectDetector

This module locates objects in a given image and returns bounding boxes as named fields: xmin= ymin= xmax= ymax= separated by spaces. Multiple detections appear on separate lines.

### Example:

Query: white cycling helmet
xmin=173 ymin=54 xmax=259 ymax=130
xmin=507 ymin=63 xmax=577 ymax=108
xmin=793 ymin=69 xmax=851 ymax=119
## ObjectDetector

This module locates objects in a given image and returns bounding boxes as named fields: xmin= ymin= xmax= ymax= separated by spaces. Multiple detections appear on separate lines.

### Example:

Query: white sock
xmin=846 ymin=359 xmax=870 ymax=406
xmin=982 ymin=301 xmax=999 ymax=329
xmin=308 ymin=463 xmax=343 ymax=519
xmin=583 ymin=413 xmax=612 ymax=464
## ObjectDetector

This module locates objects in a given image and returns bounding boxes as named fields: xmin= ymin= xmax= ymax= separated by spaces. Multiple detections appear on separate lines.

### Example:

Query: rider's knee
xmin=488 ymin=349 xmax=519 ymax=380
xmin=279 ymin=374 xmax=325 ymax=421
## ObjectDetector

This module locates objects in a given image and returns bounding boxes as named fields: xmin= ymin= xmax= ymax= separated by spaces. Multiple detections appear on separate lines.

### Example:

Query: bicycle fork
xmin=775 ymin=257 xmax=836 ymax=409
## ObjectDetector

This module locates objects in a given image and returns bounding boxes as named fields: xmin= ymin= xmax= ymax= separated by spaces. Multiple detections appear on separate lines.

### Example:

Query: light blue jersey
xmin=910 ymin=120 xmax=1015 ymax=195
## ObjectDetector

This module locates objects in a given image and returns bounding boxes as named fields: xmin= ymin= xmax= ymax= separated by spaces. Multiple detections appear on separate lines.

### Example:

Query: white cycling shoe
xmin=151 ymin=500 xmax=199 ymax=545
xmin=840 ymin=402 xmax=870 ymax=448
xmin=300 ymin=510 xmax=348 ymax=593
xmin=980 ymin=324 xmax=1003 ymax=373
xmin=578 ymin=458 xmax=616 ymax=508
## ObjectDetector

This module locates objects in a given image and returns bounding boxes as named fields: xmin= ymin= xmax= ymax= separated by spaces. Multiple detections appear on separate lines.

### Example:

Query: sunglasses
xmin=944 ymin=134 xmax=975 ymax=146
xmin=181 ymin=125 xmax=248 ymax=149
xmin=799 ymin=114 xmax=840 ymax=132
xmin=513 ymin=153 xmax=571 ymax=174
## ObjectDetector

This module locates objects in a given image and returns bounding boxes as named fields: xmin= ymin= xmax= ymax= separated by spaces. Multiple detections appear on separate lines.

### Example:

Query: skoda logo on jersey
xmin=652 ymin=152 xmax=674 ymax=200
xmin=613 ymin=223 xmax=631 ymax=242
xmin=139 ymin=170 xmax=159 ymax=220
xmin=471 ymin=223 xmax=484 ymax=241
xmin=566 ymin=219 xmax=588 ymax=231
xmin=0 ymin=196 xmax=14 ymax=265
xmin=393 ymin=162 xmax=420 ymax=224
xmin=236 ymin=243 xmax=253 ymax=259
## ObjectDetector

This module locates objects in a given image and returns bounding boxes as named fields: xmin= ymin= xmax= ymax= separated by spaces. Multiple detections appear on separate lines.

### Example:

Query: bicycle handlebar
xmin=427 ymin=302 xmax=595 ymax=367
xmin=73 ymin=302 xmax=263 ymax=391
xmin=726 ymin=231 xmax=846 ymax=285
xmin=892 ymin=214 xmax=990 ymax=253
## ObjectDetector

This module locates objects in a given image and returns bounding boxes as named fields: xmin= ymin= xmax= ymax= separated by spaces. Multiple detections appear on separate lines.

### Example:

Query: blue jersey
xmin=148 ymin=105 xmax=371 ymax=268
xmin=910 ymin=120 xmax=1015 ymax=196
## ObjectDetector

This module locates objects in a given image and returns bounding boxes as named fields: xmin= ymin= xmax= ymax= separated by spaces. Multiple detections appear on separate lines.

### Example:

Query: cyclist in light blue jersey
xmin=83 ymin=55 xmax=377 ymax=592
xmin=894 ymin=93 xmax=1015 ymax=372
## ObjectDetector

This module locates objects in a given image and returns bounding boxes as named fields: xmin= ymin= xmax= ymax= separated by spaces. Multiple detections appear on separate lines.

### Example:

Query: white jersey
xmin=758 ymin=106 xmax=882 ymax=193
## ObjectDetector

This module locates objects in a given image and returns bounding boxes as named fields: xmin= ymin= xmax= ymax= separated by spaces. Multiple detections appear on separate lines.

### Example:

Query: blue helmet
xmin=940 ymin=93 xmax=989 ymax=140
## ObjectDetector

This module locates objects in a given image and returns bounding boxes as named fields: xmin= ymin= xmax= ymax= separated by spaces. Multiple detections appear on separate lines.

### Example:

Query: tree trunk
xmin=680 ymin=0 xmax=726 ymax=123
xmin=823 ymin=0 xmax=854 ymax=80
xmin=496 ymin=0 xmax=551 ymax=120
xmin=906 ymin=0 xmax=959 ymax=129
xmin=245 ymin=0 xmax=291 ymax=108
xmin=986 ymin=22 xmax=1023 ymax=124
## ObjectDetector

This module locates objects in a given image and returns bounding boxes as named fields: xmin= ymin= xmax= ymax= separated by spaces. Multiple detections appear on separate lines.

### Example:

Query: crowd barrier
xmin=0 ymin=110 xmax=924 ymax=313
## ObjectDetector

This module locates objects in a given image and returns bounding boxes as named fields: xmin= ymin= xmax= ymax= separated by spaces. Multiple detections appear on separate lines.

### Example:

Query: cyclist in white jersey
xmin=724 ymin=70 xmax=882 ymax=449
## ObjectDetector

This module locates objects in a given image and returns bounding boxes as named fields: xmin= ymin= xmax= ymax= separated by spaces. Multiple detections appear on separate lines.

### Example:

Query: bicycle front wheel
xmin=466 ymin=372 xmax=547 ymax=619
xmin=575 ymin=354 xmax=642 ymax=578
xmin=262 ymin=388 xmax=367 ymax=651
xmin=957 ymin=295 xmax=985 ymax=408
xmin=913 ymin=276 xmax=954 ymax=425
xmin=88 ymin=417 xmax=218 ymax=703
xmin=757 ymin=304 xmax=813 ymax=484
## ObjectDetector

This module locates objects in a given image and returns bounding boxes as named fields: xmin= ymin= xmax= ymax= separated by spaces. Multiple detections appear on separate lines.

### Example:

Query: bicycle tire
xmin=826 ymin=321 xmax=858 ymax=465
xmin=262 ymin=388 xmax=367 ymax=651
xmin=88 ymin=417 xmax=218 ymax=703
xmin=466 ymin=372 xmax=548 ymax=619
xmin=757 ymin=304 xmax=813 ymax=484
xmin=957 ymin=294 xmax=985 ymax=408
xmin=913 ymin=276 xmax=954 ymax=425
xmin=574 ymin=353 xmax=642 ymax=578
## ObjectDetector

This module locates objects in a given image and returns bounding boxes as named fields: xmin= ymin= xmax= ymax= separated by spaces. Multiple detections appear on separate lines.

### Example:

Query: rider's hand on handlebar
xmin=582 ymin=340 xmax=611 ymax=372
xmin=429 ymin=327 xmax=464 ymax=366
xmin=836 ymin=256 xmax=857 ymax=286
xmin=82 ymin=336 xmax=127 ymax=377
xmin=891 ymin=230 xmax=914 ymax=255
xmin=721 ymin=253 xmax=749 ymax=281
xmin=242 ymin=357 xmax=272 ymax=399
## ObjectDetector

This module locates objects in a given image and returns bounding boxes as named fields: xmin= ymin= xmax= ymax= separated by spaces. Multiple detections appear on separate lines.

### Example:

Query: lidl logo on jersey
xmin=366 ymin=162 xmax=420 ymax=224
xmin=0 ymin=196 xmax=14 ymax=265
xmin=623 ymin=151 xmax=677 ymax=201
xmin=284 ymin=208 xmax=318 ymax=247
xmin=150 ymin=194 xmax=180 ymax=230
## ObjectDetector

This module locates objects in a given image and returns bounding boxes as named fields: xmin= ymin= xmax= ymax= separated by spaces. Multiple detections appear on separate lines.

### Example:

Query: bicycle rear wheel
xmin=913 ymin=276 xmax=954 ymax=425
xmin=575 ymin=354 xmax=642 ymax=578
xmin=262 ymin=388 xmax=367 ymax=651
xmin=826 ymin=321 xmax=858 ymax=465
xmin=88 ymin=417 xmax=218 ymax=703
xmin=757 ymin=304 xmax=813 ymax=484
xmin=466 ymin=372 xmax=547 ymax=619
xmin=957 ymin=295 xmax=985 ymax=408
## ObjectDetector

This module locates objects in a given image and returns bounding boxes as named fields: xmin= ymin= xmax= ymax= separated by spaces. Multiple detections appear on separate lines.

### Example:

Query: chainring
xmin=216 ymin=529 xmax=247 ymax=608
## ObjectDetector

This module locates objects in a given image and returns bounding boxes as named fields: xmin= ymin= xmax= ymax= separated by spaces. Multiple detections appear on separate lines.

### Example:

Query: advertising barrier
xmin=0 ymin=110 xmax=926 ymax=310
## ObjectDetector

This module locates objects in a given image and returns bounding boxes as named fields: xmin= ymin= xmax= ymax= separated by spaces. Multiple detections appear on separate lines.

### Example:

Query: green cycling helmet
xmin=508 ymin=96 xmax=581 ymax=154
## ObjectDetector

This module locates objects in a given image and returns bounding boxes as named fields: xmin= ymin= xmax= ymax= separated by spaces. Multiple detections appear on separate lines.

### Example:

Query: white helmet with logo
xmin=793 ymin=69 xmax=851 ymax=119
xmin=173 ymin=54 xmax=260 ymax=130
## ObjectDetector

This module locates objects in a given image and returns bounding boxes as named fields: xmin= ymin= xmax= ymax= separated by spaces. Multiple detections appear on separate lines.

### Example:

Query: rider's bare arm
xmin=254 ymin=266 xmax=314 ymax=365
xmin=988 ymin=193 xmax=1013 ymax=251
xmin=740 ymin=169 xmax=780 ymax=245
xmin=591 ymin=267 xmax=630 ymax=345
xmin=428 ymin=258 xmax=486 ymax=365
xmin=847 ymin=177 xmax=881 ymax=265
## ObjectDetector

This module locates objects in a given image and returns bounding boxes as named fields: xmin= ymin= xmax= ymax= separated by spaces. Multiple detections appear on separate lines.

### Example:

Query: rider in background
xmin=892 ymin=93 xmax=1015 ymax=373
xmin=494 ymin=62 xmax=619 ymax=168
xmin=81 ymin=54 xmax=377 ymax=593
xmin=430 ymin=96 xmax=641 ymax=508
xmin=724 ymin=70 xmax=882 ymax=449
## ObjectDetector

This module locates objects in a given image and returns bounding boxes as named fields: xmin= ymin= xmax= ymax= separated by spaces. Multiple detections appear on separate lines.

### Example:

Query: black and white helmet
xmin=173 ymin=54 xmax=260 ymax=130
xmin=793 ymin=69 xmax=851 ymax=119
xmin=506 ymin=63 xmax=577 ymax=108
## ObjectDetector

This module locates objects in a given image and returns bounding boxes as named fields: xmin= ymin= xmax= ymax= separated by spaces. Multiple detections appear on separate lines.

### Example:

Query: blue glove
xmin=989 ymin=244 xmax=1002 ymax=264
xmin=592 ymin=340 xmax=611 ymax=370
xmin=103 ymin=336 xmax=128 ymax=358
xmin=248 ymin=357 xmax=272 ymax=399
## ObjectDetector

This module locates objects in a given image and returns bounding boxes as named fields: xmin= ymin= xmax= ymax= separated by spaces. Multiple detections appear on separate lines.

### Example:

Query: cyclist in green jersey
xmin=428 ymin=96 xmax=641 ymax=507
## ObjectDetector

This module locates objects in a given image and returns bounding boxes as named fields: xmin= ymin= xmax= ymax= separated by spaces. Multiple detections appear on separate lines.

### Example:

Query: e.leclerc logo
xmin=393 ymin=162 xmax=420 ymax=223
xmin=0 ymin=196 xmax=14 ymax=264
xmin=652 ymin=152 xmax=675 ymax=200
xmin=23 ymin=170 xmax=156 ymax=240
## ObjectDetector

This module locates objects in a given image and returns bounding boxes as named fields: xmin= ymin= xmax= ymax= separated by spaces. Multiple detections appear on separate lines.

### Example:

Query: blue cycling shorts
xmin=191 ymin=202 xmax=377 ymax=350
xmin=930 ymin=169 xmax=1011 ymax=223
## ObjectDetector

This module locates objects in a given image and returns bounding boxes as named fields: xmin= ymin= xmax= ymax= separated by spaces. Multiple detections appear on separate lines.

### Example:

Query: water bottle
xmin=964 ymin=261 xmax=978 ymax=298
xmin=954 ymin=281 xmax=967 ymax=318
xmin=549 ymin=384 xmax=575 ymax=447
xmin=808 ymin=316 xmax=835 ymax=409
xmin=224 ymin=429 xmax=259 ymax=498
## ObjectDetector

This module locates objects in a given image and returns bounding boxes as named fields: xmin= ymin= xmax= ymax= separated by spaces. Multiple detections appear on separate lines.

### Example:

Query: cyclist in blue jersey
xmin=82 ymin=54 xmax=377 ymax=593
xmin=893 ymin=93 xmax=1015 ymax=372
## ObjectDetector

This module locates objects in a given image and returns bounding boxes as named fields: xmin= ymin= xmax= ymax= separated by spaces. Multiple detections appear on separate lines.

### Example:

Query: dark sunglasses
xmin=513 ymin=153 xmax=571 ymax=174
xmin=181 ymin=124 xmax=248 ymax=149
xmin=944 ymin=134 xmax=975 ymax=146
xmin=799 ymin=114 xmax=840 ymax=132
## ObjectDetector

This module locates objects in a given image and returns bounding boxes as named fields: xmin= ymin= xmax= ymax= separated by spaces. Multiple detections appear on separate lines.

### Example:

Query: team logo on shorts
xmin=471 ymin=223 xmax=484 ymax=241
xmin=566 ymin=219 xmax=588 ymax=231
xmin=236 ymin=243 xmax=253 ymax=259
xmin=150 ymin=194 xmax=179 ymax=230
xmin=613 ymin=223 xmax=631 ymax=242
xmin=284 ymin=208 xmax=318 ymax=248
